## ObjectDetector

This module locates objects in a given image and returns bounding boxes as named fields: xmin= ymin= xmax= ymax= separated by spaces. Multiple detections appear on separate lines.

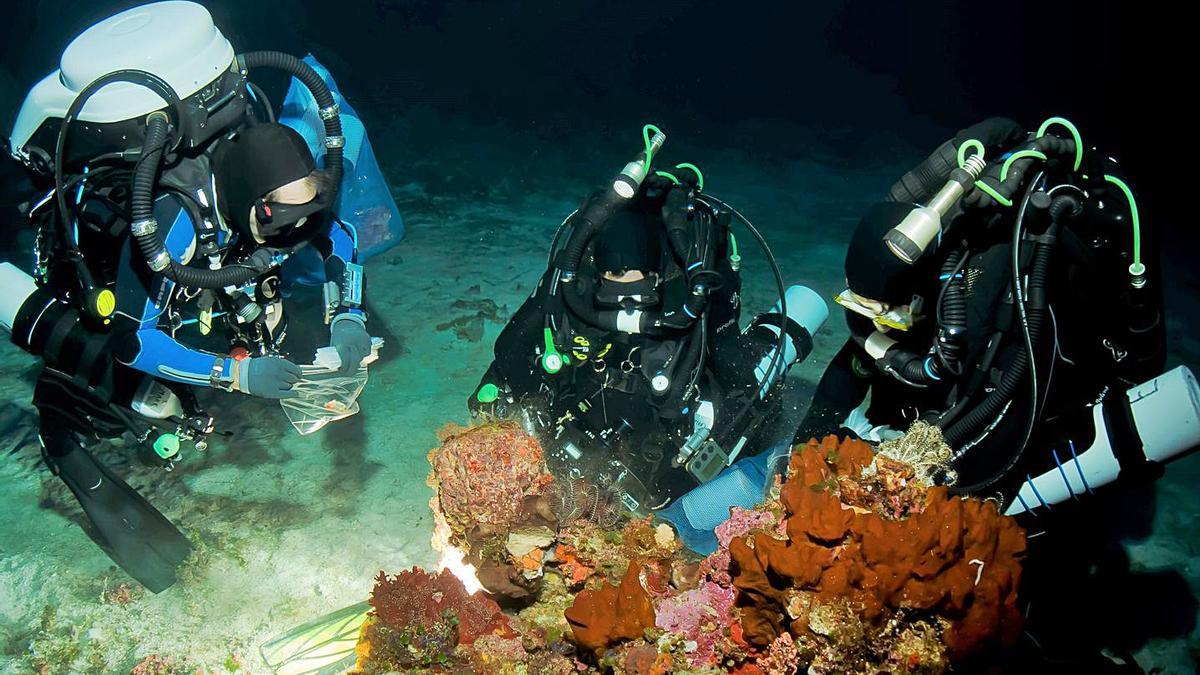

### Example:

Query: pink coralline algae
xmin=756 ymin=632 xmax=801 ymax=675
xmin=701 ymin=506 xmax=784 ymax=587
xmin=654 ymin=580 xmax=737 ymax=667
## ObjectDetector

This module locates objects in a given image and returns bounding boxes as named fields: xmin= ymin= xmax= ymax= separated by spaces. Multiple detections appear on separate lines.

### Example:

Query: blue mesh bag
xmin=656 ymin=439 xmax=792 ymax=555
xmin=277 ymin=55 xmax=403 ymax=284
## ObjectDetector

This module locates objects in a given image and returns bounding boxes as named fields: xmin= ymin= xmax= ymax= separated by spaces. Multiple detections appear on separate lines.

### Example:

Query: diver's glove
xmin=329 ymin=313 xmax=372 ymax=375
xmin=954 ymin=117 xmax=1025 ymax=155
xmin=234 ymin=356 xmax=302 ymax=399
xmin=888 ymin=117 xmax=1026 ymax=204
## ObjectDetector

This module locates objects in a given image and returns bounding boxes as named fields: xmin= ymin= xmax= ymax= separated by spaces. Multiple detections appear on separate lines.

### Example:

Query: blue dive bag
xmin=276 ymin=55 xmax=404 ymax=284
xmin=656 ymin=439 xmax=792 ymax=555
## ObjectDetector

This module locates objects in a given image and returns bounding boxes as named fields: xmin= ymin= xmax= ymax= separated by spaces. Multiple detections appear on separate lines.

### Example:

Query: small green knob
xmin=542 ymin=327 xmax=565 ymax=374
xmin=152 ymin=433 xmax=180 ymax=460
xmin=476 ymin=383 xmax=500 ymax=403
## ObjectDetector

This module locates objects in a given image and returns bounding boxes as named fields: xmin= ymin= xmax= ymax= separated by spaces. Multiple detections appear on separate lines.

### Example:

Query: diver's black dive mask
xmin=595 ymin=274 xmax=662 ymax=310
xmin=252 ymin=181 xmax=334 ymax=243
xmin=593 ymin=202 xmax=664 ymax=310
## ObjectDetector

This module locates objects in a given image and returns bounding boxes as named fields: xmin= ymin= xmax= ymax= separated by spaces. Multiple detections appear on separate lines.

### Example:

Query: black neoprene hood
xmin=213 ymin=123 xmax=317 ymax=236
xmin=594 ymin=203 xmax=663 ymax=275
xmin=844 ymin=201 xmax=932 ymax=305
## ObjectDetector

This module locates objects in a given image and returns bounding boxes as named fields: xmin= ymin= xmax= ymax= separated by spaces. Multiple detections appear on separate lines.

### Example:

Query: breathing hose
xmin=943 ymin=184 xmax=1048 ymax=449
xmin=130 ymin=51 xmax=345 ymax=289
xmin=935 ymin=249 xmax=969 ymax=375
xmin=945 ymin=193 xmax=1082 ymax=494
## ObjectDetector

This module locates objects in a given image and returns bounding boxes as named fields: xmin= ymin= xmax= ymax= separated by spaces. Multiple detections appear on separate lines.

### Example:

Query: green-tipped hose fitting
xmin=1000 ymin=150 xmax=1048 ymax=182
xmin=152 ymin=433 xmax=180 ymax=460
xmin=1103 ymin=174 xmax=1145 ymax=287
xmin=541 ymin=327 xmax=565 ymax=374
xmin=641 ymin=124 xmax=665 ymax=172
xmin=476 ymin=383 xmax=500 ymax=403
xmin=958 ymin=139 xmax=1013 ymax=207
xmin=1037 ymin=116 xmax=1084 ymax=172
xmin=674 ymin=163 xmax=704 ymax=192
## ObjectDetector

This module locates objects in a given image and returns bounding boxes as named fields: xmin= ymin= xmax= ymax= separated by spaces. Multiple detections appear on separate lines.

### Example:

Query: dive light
xmin=613 ymin=128 xmax=666 ymax=199
xmin=883 ymin=154 xmax=986 ymax=264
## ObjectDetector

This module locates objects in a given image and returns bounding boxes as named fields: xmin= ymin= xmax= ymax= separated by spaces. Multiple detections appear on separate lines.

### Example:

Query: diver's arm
xmin=794 ymin=338 xmax=873 ymax=443
xmin=112 ymin=195 xmax=238 ymax=389
xmin=116 ymin=329 xmax=236 ymax=388
xmin=311 ymin=219 xmax=373 ymax=373
xmin=313 ymin=219 xmax=365 ymax=321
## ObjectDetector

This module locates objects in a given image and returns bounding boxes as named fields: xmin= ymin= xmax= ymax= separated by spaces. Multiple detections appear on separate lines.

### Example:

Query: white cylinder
xmin=1128 ymin=366 xmax=1200 ymax=463
xmin=1004 ymin=365 xmax=1200 ymax=516
xmin=753 ymin=285 xmax=829 ymax=396
xmin=1004 ymin=404 xmax=1121 ymax=516
xmin=0 ymin=262 xmax=39 ymax=333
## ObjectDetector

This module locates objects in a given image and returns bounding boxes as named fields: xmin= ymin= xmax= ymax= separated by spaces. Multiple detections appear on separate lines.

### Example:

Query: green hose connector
xmin=957 ymin=139 xmax=1012 ymax=206
xmin=1000 ymin=150 xmax=1048 ymax=183
xmin=973 ymin=181 xmax=1013 ymax=207
xmin=728 ymin=231 xmax=742 ymax=271
xmin=674 ymin=163 xmax=705 ymax=191
xmin=957 ymin=139 xmax=985 ymax=170
xmin=1103 ymin=174 xmax=1145 ymax=287
xmin=1037 ymin=116 xmax=1084 ymax=172
xmin=642 ymin=124 xmax=664 ymax=173
xmin=152 ymin=433 xmax=180 ymax=460
xmin=654 ymin=170 xmax=681 ymax=185
xmin=541 ymin=327 xmax=565 ymax=374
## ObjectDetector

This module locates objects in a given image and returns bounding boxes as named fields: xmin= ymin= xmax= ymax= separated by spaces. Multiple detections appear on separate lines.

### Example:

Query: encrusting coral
xmin=729 ymin=435 xmax=1026 ymax=669
xmin=355 ymin=423 xmax=1026 ymax=673
xmin=564 ymin=562 xmax=657 ymax=655
xmin=427 ymin=421 xmax=554 ymax=544
xmin=427 ymin=421 xmax=558 ymax=600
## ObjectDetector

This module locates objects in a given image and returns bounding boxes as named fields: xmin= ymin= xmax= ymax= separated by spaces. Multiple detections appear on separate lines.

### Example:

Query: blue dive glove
xmin=234 ymin=356 xmax=302 ymax=399
xmin=329 ymin=313 xmax=371 ymax=375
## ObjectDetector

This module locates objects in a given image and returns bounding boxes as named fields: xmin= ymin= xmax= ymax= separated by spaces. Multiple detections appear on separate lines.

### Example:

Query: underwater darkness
xmin=0 ymin=0 xmax=1195 ymax=672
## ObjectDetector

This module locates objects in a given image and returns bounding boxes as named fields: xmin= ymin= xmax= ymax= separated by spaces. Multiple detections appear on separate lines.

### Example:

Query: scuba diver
xmin=0 ymin=2 xmax=390 ymax=592
xmin=796 ymin=116 xmax=1198 ymax=513
xmin=468 ymin=126 xmax=830 ymax=553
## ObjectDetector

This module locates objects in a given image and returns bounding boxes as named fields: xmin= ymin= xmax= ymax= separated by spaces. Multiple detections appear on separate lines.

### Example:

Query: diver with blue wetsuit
xmin=469 ymin=128 xmax=829 ymax=554
xmin=110 ymin=122 xmax=371 ymax=395
xmin=1 ymin=2 xmax=385 ymax=592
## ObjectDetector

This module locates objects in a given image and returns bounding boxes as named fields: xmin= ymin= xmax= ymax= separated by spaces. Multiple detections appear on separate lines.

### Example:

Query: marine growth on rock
xmin=729 ymin=435 xmax=1026 ymax=669
xmin=359 ymin=424 xmax=1026 ymax=673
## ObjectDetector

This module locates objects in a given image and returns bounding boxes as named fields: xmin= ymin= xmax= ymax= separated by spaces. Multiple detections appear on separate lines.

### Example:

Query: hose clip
xmin=145 ymin=110 xmax=171 ymax=126
xmin=318 ymin=103 xmax=340 ymax=121
xmin=324 ymin=135 xmax=345 ymax=149
xmin=130 ymin=218 xmax=158 ymax=236
xmin=148 ymin=249 xmax=173 ymax=273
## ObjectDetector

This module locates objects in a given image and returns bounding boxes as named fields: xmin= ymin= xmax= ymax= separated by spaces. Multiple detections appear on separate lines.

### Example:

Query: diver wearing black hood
xmin=468 ymin=131 xmax=830 ymax=549
xmin=796 ymin=117 xmax=1186 ymax=510
xmin=2 ymin=4 xmax=393 ymax=593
